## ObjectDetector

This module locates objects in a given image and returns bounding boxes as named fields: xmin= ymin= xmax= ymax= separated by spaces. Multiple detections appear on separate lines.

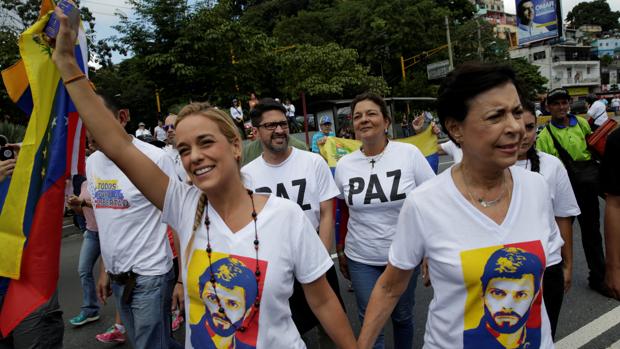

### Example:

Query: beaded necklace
xmin=204 ymin=189 xmax=261 ymax=333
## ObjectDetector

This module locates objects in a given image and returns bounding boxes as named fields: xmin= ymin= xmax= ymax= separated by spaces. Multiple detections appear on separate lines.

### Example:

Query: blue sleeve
xmin=311 ymin=133 xmax=320 ymax=153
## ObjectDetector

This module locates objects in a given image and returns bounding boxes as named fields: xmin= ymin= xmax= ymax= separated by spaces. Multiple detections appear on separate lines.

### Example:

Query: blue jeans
xmin=347 ymin=257 xmax=419 ymax=349
xmin=78 ymin=230 xmax=100 ymax=317
xmin=111 ymin=268 xmax=180 ymax=349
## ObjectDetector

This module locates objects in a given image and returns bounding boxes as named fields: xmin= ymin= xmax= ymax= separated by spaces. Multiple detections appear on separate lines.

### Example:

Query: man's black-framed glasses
xmin=258 ymin=121 xmax=289 ymax=131
xmin=163 ymin=124 xmax=175 ymax=131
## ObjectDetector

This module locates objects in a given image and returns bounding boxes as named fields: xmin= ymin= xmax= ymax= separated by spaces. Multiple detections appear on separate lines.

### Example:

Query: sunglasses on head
xmin=163 ymin=124 xmax=175 ymax=131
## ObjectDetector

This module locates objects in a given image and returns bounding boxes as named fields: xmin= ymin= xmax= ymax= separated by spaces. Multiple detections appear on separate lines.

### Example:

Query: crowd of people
xmin=0 ymin=5 xmax=619 ymax=349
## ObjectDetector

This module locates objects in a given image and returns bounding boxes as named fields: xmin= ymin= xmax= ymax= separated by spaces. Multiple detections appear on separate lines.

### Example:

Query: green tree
xmin=566 ymin=0 xmax=620 ymax=32
xmin=508 ymin=58 xmax=548 ymax=101
xmin=275 ymin=43 xmax=389 ymax=98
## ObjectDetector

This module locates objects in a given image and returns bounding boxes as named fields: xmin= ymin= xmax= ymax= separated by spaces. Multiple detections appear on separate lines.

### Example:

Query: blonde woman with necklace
xmin=359 ymin=63 xmax=563 ymax=349
xmin=50 ymin=5 xmax=355 ymax=348
xmin=334 ymin=92 xmax=435 ymax=349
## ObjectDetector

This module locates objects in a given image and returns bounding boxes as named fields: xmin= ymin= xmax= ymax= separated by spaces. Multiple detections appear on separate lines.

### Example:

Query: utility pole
xmin=400 ymin=56 xmax=406 ymax=81
xmin=445 ymin=16 xmax=454 ymax=70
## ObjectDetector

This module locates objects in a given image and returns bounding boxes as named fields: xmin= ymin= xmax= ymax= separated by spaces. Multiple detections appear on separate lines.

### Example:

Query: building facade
xmin=511 ymin=44 xmax=601 ymax=97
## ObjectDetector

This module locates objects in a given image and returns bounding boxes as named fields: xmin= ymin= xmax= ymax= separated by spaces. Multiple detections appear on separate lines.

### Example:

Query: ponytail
xmin=185 ymin=193 xmax=207 ymax=265
xmin=526 ymin=147 xmax=540 ymax=173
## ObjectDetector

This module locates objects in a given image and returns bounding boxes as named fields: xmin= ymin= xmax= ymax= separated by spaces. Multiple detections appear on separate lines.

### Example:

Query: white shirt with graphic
xmin=334 ymin=141 xmax=435 ymax=265
xmin=86 ymin=138 xmax=176 ymax=275
xmin=162 ymin=179 xmax=332 ymax=349
xmin=389 ymin=167 xmax=562 ymax=349
xmin=515 ymin=151 xmax=580 ymax=218
xmin=241 ymin=147 xmax=339 ymax=230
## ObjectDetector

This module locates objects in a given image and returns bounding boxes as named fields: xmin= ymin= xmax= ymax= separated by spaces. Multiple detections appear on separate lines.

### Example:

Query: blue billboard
xmin=516 ymin=0 xmax=561 ymax=46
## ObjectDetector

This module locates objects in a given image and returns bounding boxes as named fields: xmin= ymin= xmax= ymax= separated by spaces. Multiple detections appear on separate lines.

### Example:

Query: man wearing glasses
xmin=163 ymin=113 xmax=187 ymax=181
xmin=241 ymin=98 xmax=343 ymax=348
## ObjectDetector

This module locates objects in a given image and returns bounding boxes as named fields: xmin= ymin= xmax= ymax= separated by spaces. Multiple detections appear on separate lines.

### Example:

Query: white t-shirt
xmin=163 ymin=145 xmax=187 ymax=182
xmin=389 ymin=167 xmax=562 ymax=349
xmin=154 ymin=125 xmax=166 ymax=141
xmin=515 ymin=151 xmax=580 ymax=218
xmin=230 ymin=106 xmax=243 ymax=123
xmin=612 ymin=98 xmax=620 ymax=108
xmin=86 ymin=138 xmax=175 ymax=275
xmin=587 ymin=100 xmax=609 ymax=127
xmin=135 ymin=128 xmax=151 ymax=137
xmin=334 ymin=141 xmax=435 ymax=265
xmin=285 ymin=104 xmax=295 ymax=118
xmin=162 ymin=179 xmax=333 ymax=349
xmin=241 ymin=147 xmax=339 ymax=229
xmin=440 ymin=140 xmax=463 ymax=164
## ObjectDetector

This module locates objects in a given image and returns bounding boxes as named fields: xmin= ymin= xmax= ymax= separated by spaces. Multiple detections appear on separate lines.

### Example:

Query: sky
xmin=82 ymin=0 xmax=620 ymax=63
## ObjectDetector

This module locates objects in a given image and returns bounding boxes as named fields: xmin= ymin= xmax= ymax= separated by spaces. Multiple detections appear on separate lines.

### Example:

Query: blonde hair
xmin=175 ymin=102 xmax=244 ymax=263
xmin=176 ymin=102 xmax=242 ymax=148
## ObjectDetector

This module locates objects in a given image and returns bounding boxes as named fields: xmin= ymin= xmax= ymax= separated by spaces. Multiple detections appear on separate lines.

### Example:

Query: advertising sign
xmin=515 ymin=0 xmax=561 ymax=46
xmin=427 ymin=60 xmax=451 ymax=80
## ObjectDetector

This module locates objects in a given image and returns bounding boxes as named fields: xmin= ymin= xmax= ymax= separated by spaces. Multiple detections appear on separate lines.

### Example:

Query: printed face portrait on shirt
xmin=462 ymin=242 xmax=545 ymax=349
xmin=188 ymin=252 xmax=267 ymax=349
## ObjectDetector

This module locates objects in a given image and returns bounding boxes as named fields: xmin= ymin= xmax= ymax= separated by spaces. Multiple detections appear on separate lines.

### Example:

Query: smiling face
xmin=445 ymin=82 xmax=524 ymax=171
xmin=175 ymin=114 xmax=241 ymax=192
xmin=547 ymin=98 xmax=570 ymax=123
xmin=483 ymin=275 xmax=536 ymax=333
xmin=256 ymin=110 xmax=289 ymax=154
xmin=352 ymin=99 xmax=390 ymax=145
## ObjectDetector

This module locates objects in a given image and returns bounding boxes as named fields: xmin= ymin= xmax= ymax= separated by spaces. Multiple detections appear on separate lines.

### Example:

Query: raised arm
xmin=51 ymin=5 xmax=168 ymax=209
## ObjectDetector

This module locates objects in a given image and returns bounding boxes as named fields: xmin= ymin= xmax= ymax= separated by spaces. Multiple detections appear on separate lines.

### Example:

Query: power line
xmin=80 ymin=0 xmax=133 ymax=10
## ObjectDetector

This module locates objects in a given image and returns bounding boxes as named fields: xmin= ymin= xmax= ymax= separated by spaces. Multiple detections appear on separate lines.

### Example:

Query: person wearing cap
xmin=135 ymin=122 xmax=151 ymax=138
xmin=536 ymin=88 xmax=611 ymax=297
xmin=312 ymin=116 xmax=336 ymax=153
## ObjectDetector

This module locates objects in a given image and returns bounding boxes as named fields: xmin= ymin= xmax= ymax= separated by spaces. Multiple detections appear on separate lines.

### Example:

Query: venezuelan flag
xmin=319 ymin=126 xmax=440 ymax=172
xmin=0 ymin=0 xmax=87 ymax=335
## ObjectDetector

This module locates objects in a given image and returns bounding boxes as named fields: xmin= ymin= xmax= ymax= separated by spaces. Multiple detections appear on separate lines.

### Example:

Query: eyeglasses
xmin=163 ymin=124 xmax=175 ymax=131
xmin=258 ymin=121 xmax=289 ymax=131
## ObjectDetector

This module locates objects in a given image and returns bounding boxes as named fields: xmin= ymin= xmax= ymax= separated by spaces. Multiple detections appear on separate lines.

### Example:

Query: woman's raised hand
xmin=50 ymin=1 xmax=80 ymax=70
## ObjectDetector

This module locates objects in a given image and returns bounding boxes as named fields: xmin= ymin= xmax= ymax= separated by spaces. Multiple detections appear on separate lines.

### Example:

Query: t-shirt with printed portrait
xmin=86 ymin=138 xmax=177 ymax=276
xmin=334 ymin=141 xmax=435 ymax=265
xmin=162 ymin=179 xmax=333 ymax=349
xmin=389 ymin=167 xmax=562 ymax=349
xmin=241 ymin=147 xmax=340 ymax=230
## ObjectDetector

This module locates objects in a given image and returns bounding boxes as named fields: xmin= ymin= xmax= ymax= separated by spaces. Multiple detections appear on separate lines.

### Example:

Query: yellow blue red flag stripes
xmin=0 ymin=0 xmax=87 ymax=335
xmin=319 ymin=125 xmax=440 ymax=172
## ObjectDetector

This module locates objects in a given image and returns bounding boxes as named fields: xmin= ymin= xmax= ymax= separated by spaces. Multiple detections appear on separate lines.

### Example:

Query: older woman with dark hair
xmin=334 ymin=92 xmax=435 ymax=349
xmin=358 ymin=63 xmax=563 ymax=349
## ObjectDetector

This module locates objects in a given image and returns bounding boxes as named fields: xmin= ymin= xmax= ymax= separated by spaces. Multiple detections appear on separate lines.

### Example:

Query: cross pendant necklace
xmin=370 ymin=159 xmax=376 ymax=168
xmin=361 ymin=140 xmax=388 ymax=170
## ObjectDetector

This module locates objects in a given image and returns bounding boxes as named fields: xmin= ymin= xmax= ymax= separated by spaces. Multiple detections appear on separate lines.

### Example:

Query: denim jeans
xmin=78 ymin=230 xmax=101 ymax=317
xmin=111 ymin=268 xmax=180 ymax=349
xmin=347 ymin=257 xmax=419 ymax=349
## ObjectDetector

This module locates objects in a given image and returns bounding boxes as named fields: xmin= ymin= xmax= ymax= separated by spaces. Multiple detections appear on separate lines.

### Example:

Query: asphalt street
xmin=57 ymin=155 xmax=620 ymax=349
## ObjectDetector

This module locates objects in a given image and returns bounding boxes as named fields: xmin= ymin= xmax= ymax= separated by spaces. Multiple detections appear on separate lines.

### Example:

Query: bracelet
xmin=63 ymin=73 xmax=87 ymax=86
xmin=337 ymin=251 xmax=345 ymax=257
xmin=176 ymin=281 xmax=183 ymax=285
xmin=80 ymin=200 xmax=86 ymax=207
